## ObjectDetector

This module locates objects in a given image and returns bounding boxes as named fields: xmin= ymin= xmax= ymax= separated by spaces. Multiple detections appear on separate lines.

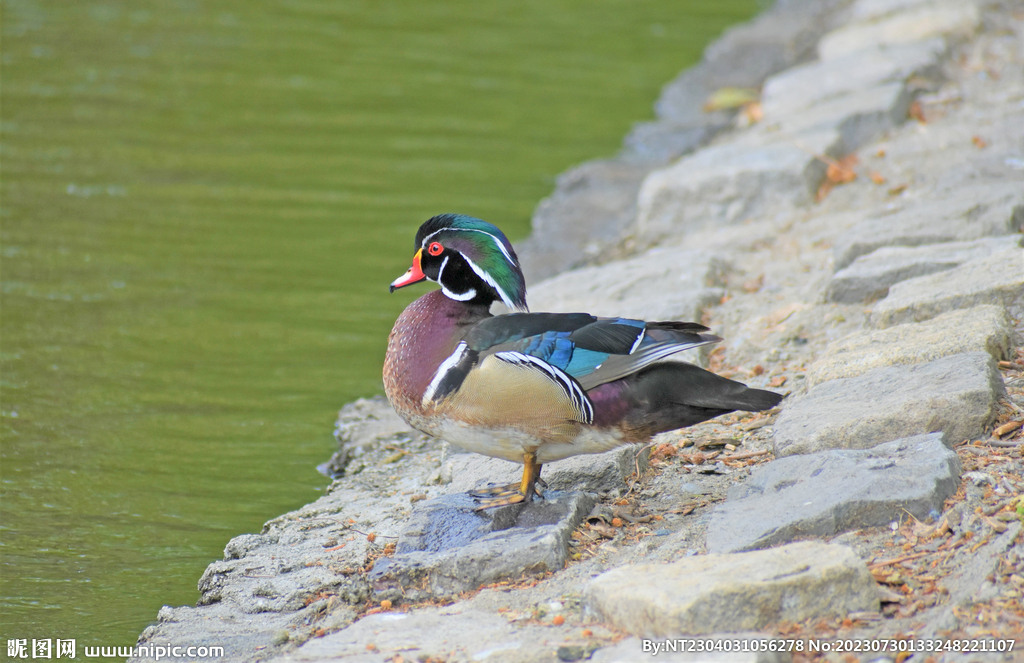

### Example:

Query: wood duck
xmin=384 ymin=214 xmax=783 ymax=508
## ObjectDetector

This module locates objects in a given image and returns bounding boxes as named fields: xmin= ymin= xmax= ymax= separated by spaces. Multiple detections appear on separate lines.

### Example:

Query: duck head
xmin=390 ymin=214 xmax=528 ymax=312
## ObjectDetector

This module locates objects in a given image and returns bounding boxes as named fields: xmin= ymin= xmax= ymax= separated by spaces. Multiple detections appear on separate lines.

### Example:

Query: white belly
xmin=437 ymin=420 xmax=627 ymax=464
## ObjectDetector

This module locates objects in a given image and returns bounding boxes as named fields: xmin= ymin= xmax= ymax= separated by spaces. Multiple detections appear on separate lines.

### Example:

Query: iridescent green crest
xmin=416 ymin=214 xmax=528 ymax=311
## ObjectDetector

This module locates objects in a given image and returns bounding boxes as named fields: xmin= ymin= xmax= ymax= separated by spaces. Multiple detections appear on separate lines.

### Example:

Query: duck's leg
xmin=472 ymin=452 xmax=542 ymax=510
xmin=469 ymin=476 xmax=548 ymax=498
xmin=521 ymin=454 xmax=543 ymax=501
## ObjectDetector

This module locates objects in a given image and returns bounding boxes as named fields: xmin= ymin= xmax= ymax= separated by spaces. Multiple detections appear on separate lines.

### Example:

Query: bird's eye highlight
xmin=427 ymin=242 xmax=444 ymax=256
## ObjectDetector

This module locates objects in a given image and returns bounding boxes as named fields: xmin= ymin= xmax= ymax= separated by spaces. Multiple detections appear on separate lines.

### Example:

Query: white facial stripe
xmin=435 ymin=254 xmax=479 ymax=302
xmin=436 ymin=255 xmax=449 ymax=283
xmin=422 ymin=227 xmax=517 ymax=267
xmin=423 ymin=342 xmax=468 ymax=406
xmin=462 ymin=255 xmax=517 ymax=310
xmin=494 ymin=351 xmax=594 ymax=424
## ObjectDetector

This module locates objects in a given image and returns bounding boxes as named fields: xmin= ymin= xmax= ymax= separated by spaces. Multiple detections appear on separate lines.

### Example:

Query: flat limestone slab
xmin=527 ymin=245 xmax=728 ymax=322
xmin=869 ymin=250 xmax=1024 ymax=328
xmin=584 ymin=541 xmax=878 ymax=636
xmin=808 ymin=306 xmax=1012 ymax=386
xmin=767 ymin=82 xmax=911 ymax=155
xmin=817 ymin=1 xmax=979 ymax=60
xmin=826 ymin=236 xmax=1022 ymax=304
xmin=369 ymin=491 xmax=594 ymax=602
xmin=773 ymin=352 xmax=1005 ymax=457
xmin=635 ymin=135 xmax=833 ymax=240
xmin=278 ymin=608 xmax=552 ymax=663
xmin=707 ymin=434 xmax=961 ymax=553
xmin=850 ymin=0 xmax=948 ymax=23
xmin=761 ymin=39 xmax=943 ymax=118
xmin=831 ymin=182 xmax=1024 ymax=269
xmin=516 ymin=158 xmax=652 ymax=283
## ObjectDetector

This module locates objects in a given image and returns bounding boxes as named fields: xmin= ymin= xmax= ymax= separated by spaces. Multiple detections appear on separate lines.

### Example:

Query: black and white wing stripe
xmin=422 ymin=342 xmax=477 ymax=407
xmin=494 ymin=351 xmax=594 ymax=424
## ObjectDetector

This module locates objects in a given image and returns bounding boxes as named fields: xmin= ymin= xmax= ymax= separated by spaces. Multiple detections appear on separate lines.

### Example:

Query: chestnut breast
xmin=383 ymin=289 xmax=489 ymax=426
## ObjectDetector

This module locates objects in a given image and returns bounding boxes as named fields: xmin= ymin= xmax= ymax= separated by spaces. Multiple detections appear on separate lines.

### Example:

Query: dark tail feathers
xmin=623 ymin=362 xmax=783 ymax=436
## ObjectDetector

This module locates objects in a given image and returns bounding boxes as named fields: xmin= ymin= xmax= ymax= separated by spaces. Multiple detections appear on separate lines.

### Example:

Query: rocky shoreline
xmin=134 ymin=0 xmax=1024 ymax=661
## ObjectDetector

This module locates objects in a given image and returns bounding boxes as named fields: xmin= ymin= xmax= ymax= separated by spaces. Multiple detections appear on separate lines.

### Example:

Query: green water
xmin=0 ymin=0 xmax=757 ymax=646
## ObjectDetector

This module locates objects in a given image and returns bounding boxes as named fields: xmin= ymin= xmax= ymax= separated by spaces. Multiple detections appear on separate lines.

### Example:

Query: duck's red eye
xmin=427 ymin=242 xmax=444 ymax=256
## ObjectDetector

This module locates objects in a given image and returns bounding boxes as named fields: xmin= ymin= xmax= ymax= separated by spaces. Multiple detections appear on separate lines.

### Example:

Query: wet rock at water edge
xmin=277 ymin=608 xmax=547 ymax=663
xmin=369 ymin=490 xmax=594 ymax=603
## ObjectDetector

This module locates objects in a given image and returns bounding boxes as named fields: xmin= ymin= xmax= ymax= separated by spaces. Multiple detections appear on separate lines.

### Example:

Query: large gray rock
xmin=655 ymin=0 xmax=842 ymax=125
xmin=635 ymin=134 xmax=834 ymax=240
xmin=332 ymin=397 xmax=413 ymax=448
xmin=623 ymin=121 xmax=721 ymax=165
xmin=773 ymin=352 xmax=1005 ymax=457
xmin=369 ymin=491 xmax=593 ymax=602
xmin=707 ymin=433 xmax=961 ymax=553
xmin=807 ymin=305 xmax=1012 ymax=386
xmin=517 ymin=0 xmax=850 ymax=284
xmin=868 ymin=249 xmax=1024 ymax=328
xmin=322 ymin=397 xmax=421 ymax=477
xmin=515 ymin=159 xmax=652 ymax=284
xmin=527 ymin=245 xmax=729 ymax=322
xmin=584 ymin=542 xmax=878 ymax=636
xmin=132 ymin=602 xmax=351 ymax=663
xmin=591 ymin=635 xmax=792 ymax=663
xmin=636 ymin=61 xmax=922 ymax=243
xmin=826 ymin=235 xmax=1022 ymax=303
xmin=761 ymin=81 xmax=912 ymax=155
xmin=849 ymin=0 xmax=943 ymax=23
xmin=817 ymin=1 xmax=980 ymax=60
xmin=832 ymin=182 xmax=1024 ymax=269
xmin=279 ymin=608 xmax=554 ymax=663
xmin=761 ymin=38 xmax=944 ymax=119
xmin=132 ymin=487 xmax=407 ymax=662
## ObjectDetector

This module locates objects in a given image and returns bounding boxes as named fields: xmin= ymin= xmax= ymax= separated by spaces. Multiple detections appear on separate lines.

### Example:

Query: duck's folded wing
xmin=467 ymin=314 xmax=721 ymax=391
xmin=575 ymin=321 xmax=721 ymax=390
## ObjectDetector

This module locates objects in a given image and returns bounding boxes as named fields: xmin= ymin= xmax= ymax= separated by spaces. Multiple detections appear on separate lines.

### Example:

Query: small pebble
xmin=654 ymin=528 xmax=671 ymax=536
